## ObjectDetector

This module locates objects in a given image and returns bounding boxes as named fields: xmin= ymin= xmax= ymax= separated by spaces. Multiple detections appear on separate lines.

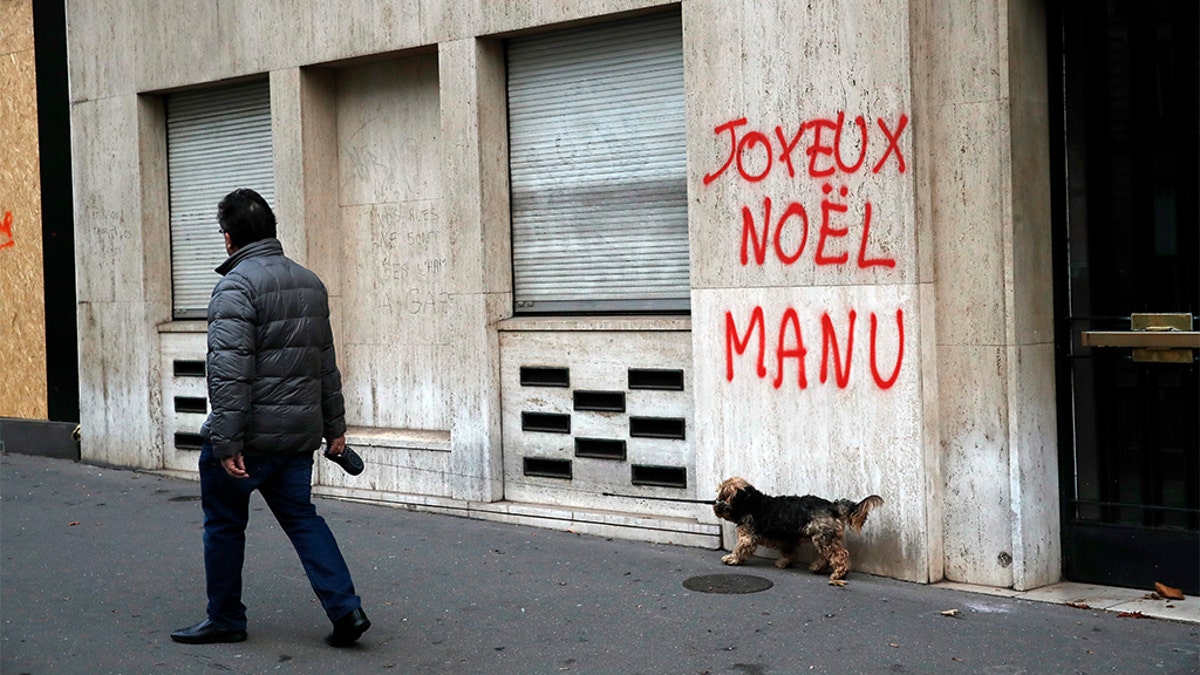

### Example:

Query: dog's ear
xmin=729 ymin=483 xmax=758 ymax=508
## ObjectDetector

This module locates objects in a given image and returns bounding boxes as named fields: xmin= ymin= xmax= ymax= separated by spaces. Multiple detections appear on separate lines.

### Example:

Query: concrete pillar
xmin=440 ymin=38 xmax=511 ymax=501
xmin=923 ymin=0 xmax=1059 ymax=590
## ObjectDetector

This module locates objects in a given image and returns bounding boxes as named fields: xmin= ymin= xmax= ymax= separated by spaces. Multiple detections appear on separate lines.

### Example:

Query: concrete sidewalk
xmin=2 ymin=452 xmax=1197 ymax=674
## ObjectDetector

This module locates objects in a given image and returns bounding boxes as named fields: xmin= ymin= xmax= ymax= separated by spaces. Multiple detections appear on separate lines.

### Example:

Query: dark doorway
xmin=34 ymin=0 xmax=78 ymax=423
xmin=1051 ymin=0 xmax=1199 ymax=594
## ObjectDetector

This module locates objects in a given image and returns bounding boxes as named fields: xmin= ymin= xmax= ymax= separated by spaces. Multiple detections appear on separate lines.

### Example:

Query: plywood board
xmin=0 ymin=3 xmax=48 ymax=419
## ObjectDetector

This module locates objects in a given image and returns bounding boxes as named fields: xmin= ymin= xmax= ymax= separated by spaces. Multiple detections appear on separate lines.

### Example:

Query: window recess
xmin=506 ymin=11 xmax=689 ymax=314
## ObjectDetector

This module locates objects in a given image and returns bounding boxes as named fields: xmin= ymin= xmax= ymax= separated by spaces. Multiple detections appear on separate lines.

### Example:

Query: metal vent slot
xmin=524 ymin=457 xmax=572 ymax=479
xmin=522 ymin=412 xmax=571 ymax=434
xmin=628 ymin=368 xmax=685 ymax=391
xmin=631 ymin=464 xmax=687 ymax=488
xmin=174 ymin=432 xmax=204 ymax=451
xmin=174 ymin=396 xmax=207 ymax=414
xmin=173 ymin=360 xmax=206 ymax=377
xmin=520 ymin=366 xmax=570 ymax=387
xmin=629 ymin=416 xmax=686 ymax=440
xmin=574 ymin=437 xmax=627 ymax=460
xmin=573 ymin=390 xmax=626 ymax=412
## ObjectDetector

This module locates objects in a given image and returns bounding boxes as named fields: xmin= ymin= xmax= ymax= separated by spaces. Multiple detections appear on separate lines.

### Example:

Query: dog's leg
xmin=721 ymin=526 xmax=757 ymax=565
xmin=810 ymin=525 xmax=851 ymax=586
xmin=775 ymin=544 xmax=797 ymax=569
xmin=823 ymin=538 xmax=851 ymax=586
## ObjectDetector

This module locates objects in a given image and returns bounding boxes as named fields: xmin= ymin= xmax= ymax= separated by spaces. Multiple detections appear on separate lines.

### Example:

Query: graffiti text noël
xmin=740 ymin=194 xmax=895 ymax=269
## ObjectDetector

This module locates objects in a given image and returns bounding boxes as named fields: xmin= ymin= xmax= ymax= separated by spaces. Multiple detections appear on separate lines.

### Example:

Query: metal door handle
xmin=1081 ymin=313 xmax=1197 ymax=363
xmin=1081 ymin=331 xmax=1200 ymax=348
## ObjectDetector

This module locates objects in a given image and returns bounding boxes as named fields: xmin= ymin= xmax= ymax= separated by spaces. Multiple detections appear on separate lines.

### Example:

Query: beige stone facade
xmin=66 ymin=0 xmax=1060 ymax=590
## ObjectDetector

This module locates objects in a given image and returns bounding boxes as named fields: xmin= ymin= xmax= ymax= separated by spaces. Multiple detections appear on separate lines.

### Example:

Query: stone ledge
xmin=341 ymin=426 xmax=451 ymax=452
xmin=156 ymin=320 xmax=206 ymax=334
xmin=312 ymin=485 xmax=721 ymax=549
xmin=498 ymin=316 xmax=691 ymax=332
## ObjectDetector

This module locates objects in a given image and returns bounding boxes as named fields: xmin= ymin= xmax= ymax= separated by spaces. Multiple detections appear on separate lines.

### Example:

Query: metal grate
xmin=174 ymin=432 xmax=204 ymax=451
xmin=629 ymin=416 xmax=686 ymax=440
xmin=524 ymin=457 xmax=572 ymax=479
xmin=521 ymin=411 xmax=571 ymax=434
xmin=631 ymin=464 xmax=687 ymax=488
xmin=520 ymin=366 xmax=570 ymax=387
xmin=573 ymin=390 xmax=626 ymax=412
xmin=574 ymin=437 xmax=627 ymax=460
xmin=174 ymin=396 xmax=207 ymax=414
xmin=628 ymin=368 xmax=684 ymax=391
xmin=682 ymin=574 xmax=773 ymax=594
xmin=173 ymin=360 xmax=206 ymax=377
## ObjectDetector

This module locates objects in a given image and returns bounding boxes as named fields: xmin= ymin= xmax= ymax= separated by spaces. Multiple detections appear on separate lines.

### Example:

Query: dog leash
xmin=602 ymin=492 xmax=716 ymax=504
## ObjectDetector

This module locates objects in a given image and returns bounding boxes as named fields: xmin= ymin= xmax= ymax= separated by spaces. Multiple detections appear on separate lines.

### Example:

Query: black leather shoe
xmin=325 ymin=608 xmax=370 ymax=647
xmin=170 ymin=619 xmax=247 ymax=644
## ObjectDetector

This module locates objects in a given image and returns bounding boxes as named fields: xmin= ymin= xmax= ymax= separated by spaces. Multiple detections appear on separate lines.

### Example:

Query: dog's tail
xmin=833 ymin=495 xmax=884 ymax=532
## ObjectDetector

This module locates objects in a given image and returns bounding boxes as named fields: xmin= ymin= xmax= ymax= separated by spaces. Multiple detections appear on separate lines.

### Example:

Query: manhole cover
xmin=683 ymin=574 xmax=773 ymax=594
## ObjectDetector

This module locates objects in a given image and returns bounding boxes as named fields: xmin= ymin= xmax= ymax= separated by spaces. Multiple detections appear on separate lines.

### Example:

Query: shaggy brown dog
xmin=713 ymin=477 xmax=883 ymax=586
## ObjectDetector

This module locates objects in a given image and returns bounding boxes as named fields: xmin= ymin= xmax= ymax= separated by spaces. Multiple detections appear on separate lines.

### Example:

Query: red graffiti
xmin=725 ymin=306 xmax=904 ymax=391
xmin=805 ymin=112 xmax=870 ymax=178
xmin=725 ymin=305 xmax=767 ymax=381
xmin=0 ymin=211 xmax=13 ymax=249
xmin=870 ymin=309 xmax=905 ymax=389
xmin=821 ymin=310 xmax=855 ymax=388
xmin=704 ymin=118 xmax=748 ymax=185
xmin=740 ymin=193 xmax=895 ymax=269
xmin=872 ymin=114 xmax=909 ymax=174
xmin=773 ymin=307 xmax=808 ymax=389
xmin=713 ymin=112 xmax=908 ymax=396
xmin=704 ymin=112 xmax=908 ymax=185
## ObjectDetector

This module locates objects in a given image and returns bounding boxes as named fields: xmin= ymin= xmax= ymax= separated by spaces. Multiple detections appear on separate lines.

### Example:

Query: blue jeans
xmin=199 ymin=443 xmax=361 ymax=631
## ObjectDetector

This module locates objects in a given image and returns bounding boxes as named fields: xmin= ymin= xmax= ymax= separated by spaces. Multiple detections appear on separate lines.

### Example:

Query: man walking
xmin=171 ymin=188 xmax=370 ymax=648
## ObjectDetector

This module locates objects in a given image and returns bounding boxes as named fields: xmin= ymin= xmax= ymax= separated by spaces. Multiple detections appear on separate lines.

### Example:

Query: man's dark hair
xmin=217 ymin=188 xmax=276 ymax=248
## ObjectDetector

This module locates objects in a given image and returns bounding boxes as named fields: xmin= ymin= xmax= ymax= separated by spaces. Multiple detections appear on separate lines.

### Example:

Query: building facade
xmin=64 ymin=0 xmax=1198 ymax=593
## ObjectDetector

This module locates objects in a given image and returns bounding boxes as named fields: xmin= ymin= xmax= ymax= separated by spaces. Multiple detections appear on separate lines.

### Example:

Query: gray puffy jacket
xmin=200 ymin=238 xmax=346 ymax=459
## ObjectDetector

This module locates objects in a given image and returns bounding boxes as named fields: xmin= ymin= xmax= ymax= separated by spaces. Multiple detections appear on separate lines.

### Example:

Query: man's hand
xmin=327 ymin=435 xmax=347 ymax=456
xmin=221 ymin=453 xmax=249 ymax=479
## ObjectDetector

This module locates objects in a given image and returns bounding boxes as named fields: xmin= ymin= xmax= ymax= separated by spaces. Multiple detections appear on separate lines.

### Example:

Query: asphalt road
xmin=2 ymin=452 xmax=1197 ymax=674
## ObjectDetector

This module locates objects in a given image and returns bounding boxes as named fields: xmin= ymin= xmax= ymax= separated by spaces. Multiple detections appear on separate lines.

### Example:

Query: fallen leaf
xmin=940 ymin=609 xmax=960 ymax=617
xmin=951 ymin=657 xmax=963 ymax=662
xmin=68 ymin=521 xmax=80 ymax=527
xmin=1155 ymin=582 xmax=1185 ymax=600
xmin=1065 ymin=602 xmax=1092 ymax=609
xmin=1117 ymin=611 xmax=1147 ymax=619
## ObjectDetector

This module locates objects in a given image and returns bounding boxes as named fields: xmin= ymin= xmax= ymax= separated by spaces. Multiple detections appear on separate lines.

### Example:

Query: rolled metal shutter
xmin=167 ymin=80 xmax=274 ymax=319
xmin=507 ymin=12 xmax=689 ymax=313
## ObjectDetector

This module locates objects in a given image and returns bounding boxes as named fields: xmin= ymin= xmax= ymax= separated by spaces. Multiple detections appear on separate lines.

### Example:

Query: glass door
xmin=1053 ymin=0 xmax=1199 ymax=594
